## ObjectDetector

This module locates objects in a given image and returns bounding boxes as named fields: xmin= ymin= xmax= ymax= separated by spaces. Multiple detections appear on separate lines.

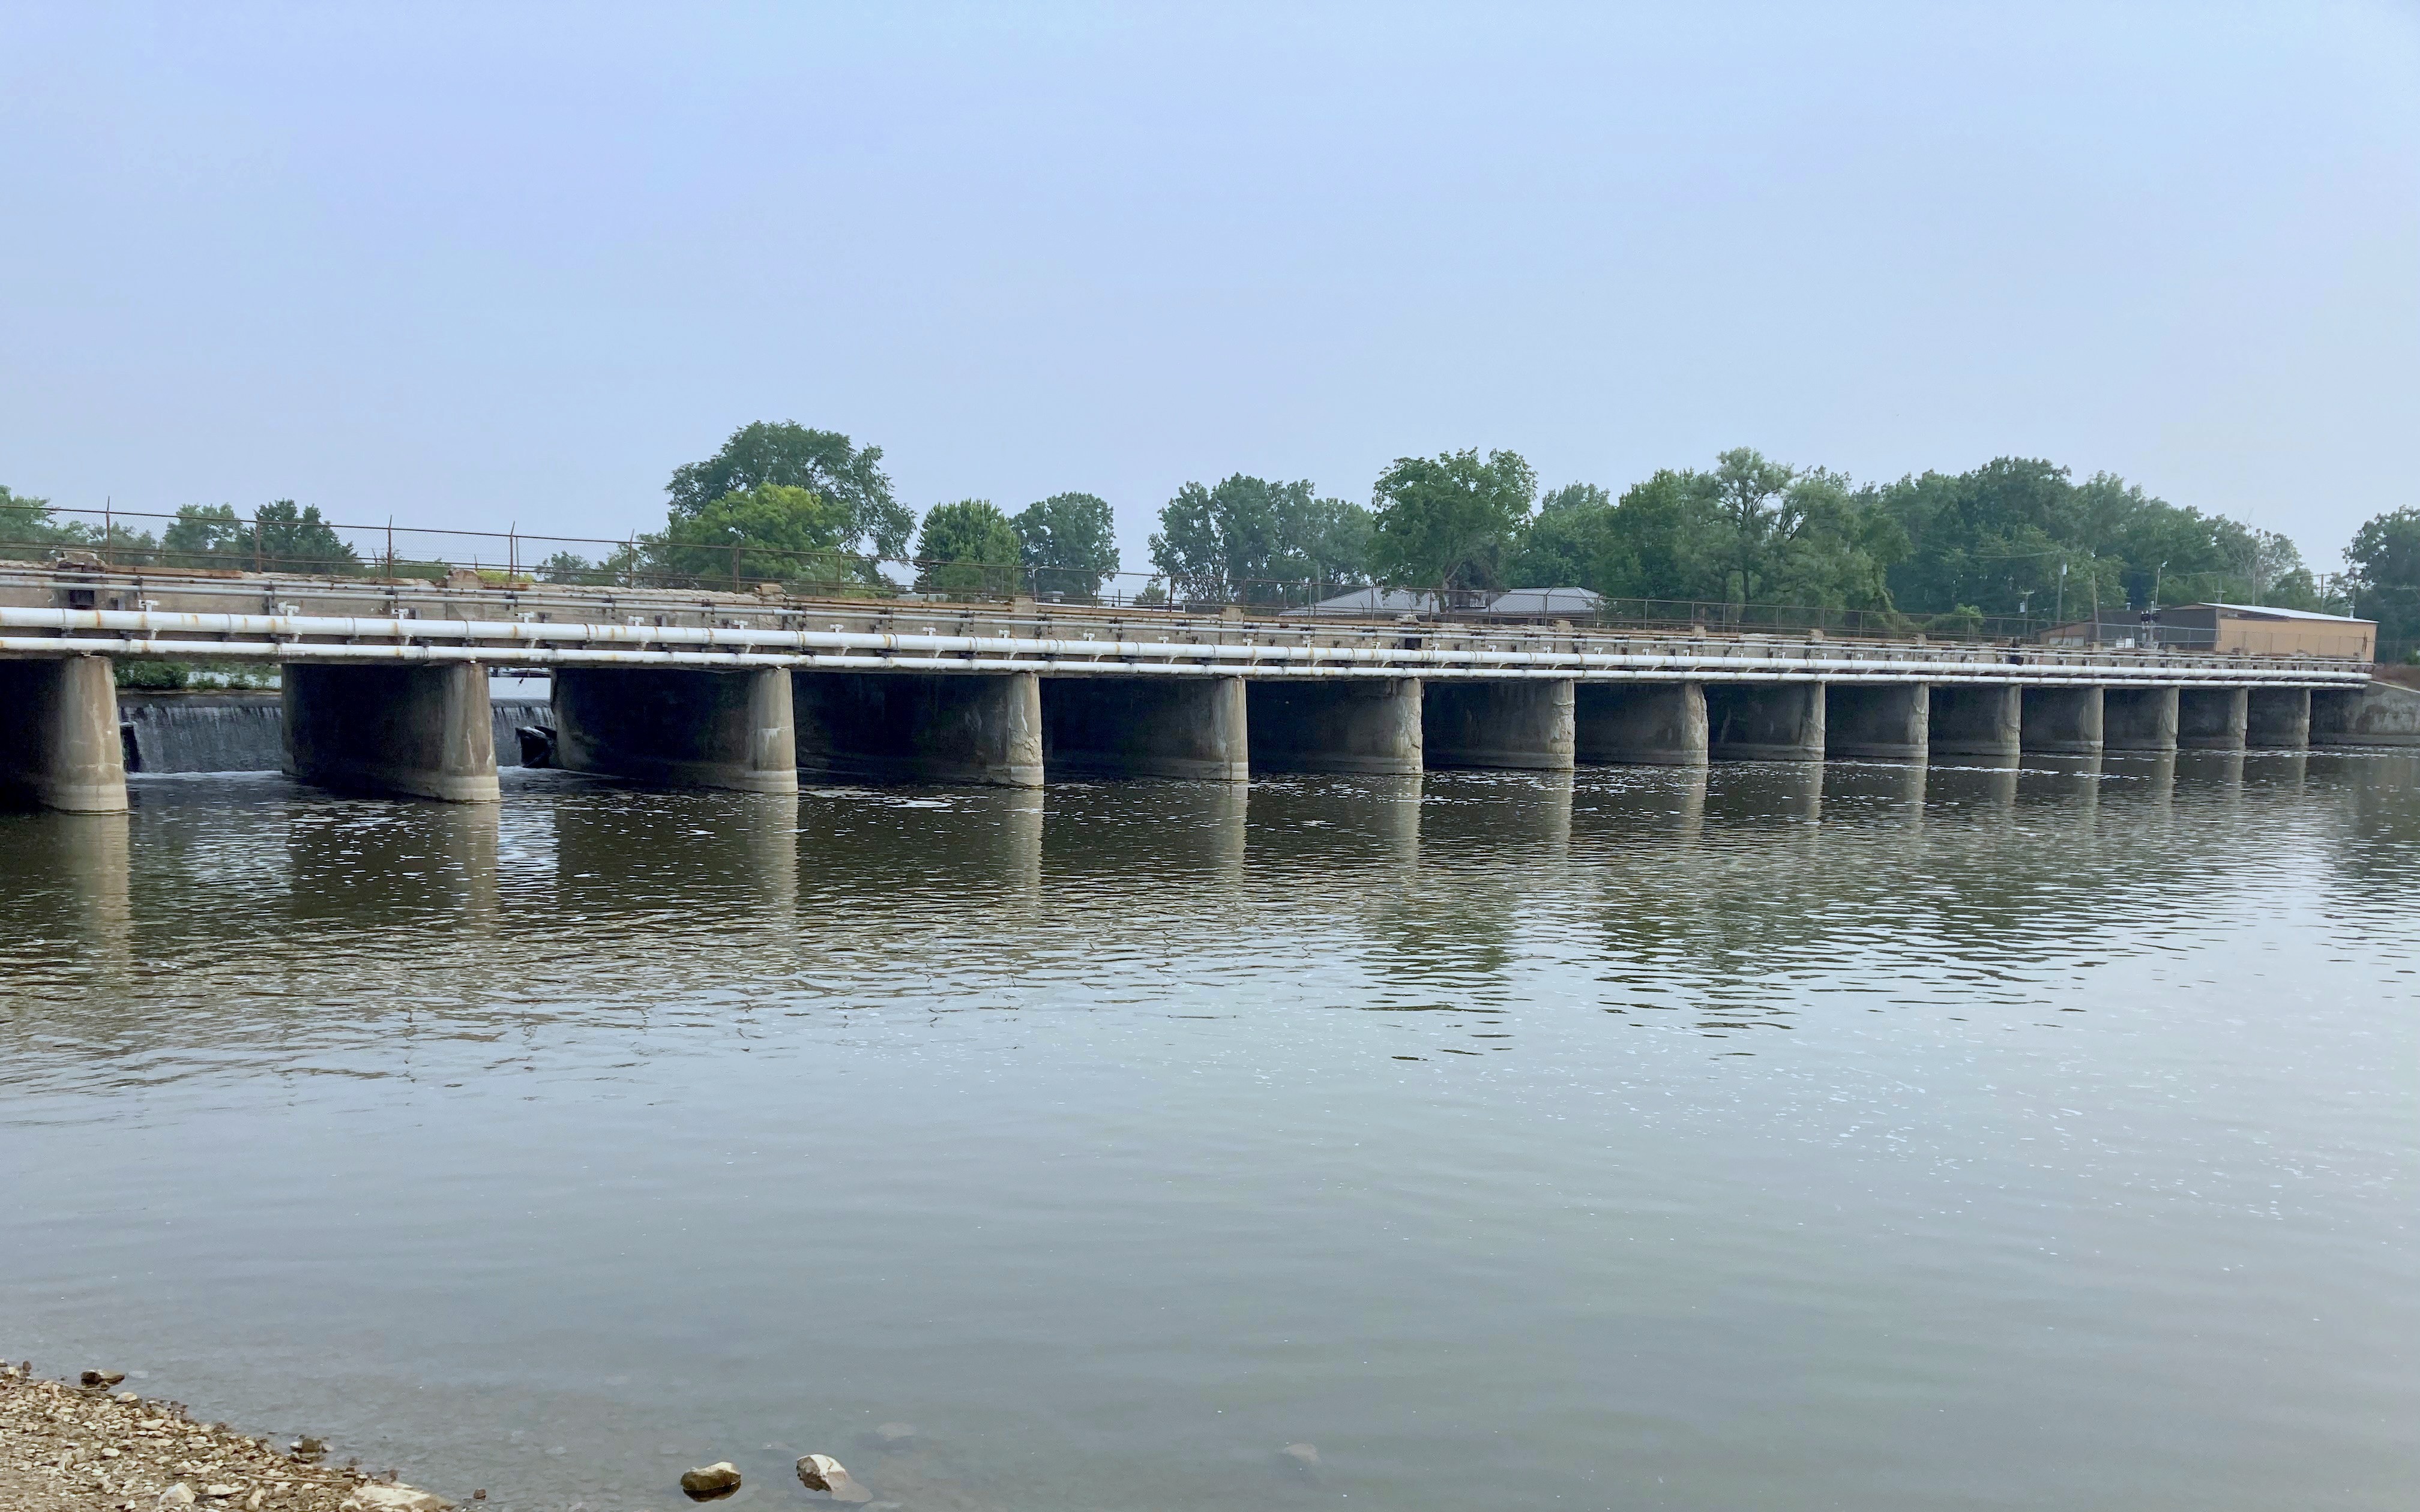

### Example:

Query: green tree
xmin=1608 ymin=470 xmax=1739 ymax=603
xmin=0 ymin=485 xmax=161 ymax=561
xmin=1876 ymin=460 xmax=2160 ymax=619
xmin=652 ymin=484 xmax=855 ymax=586
xmin=1012 ymin=491 xmax=1121 ymax=599
xmin=668 ymin=422 xmax=914 ymax=566
xmin=1705 ymin=448 xmax=1797 ymax=602
xmin=158 ymin=500 xmax=359 ymax=573
xmin=256 ymin=500 xmax=360 ymax=574
xmin=917 ymin=499 xmax=1023 ymax=596
xmin=1509 ymin=460 xmax=1901 ymax=614
xmin=1756 ymin=467 xmax=1905 ymax=609
xmin=1148 ymin=475 xmax=1371 ymax=604
xmin=2262 ymin=566 xmax=2328 ymax=613
xmin=161 ymin=504 xmax=247 ymax=566
xmin=2347 ymin=507 xmax=2420 ymax=647
xmin=2238 ymin=528 xmax=2307 ymax=601
xmin=538 ymin=550 xmax=601 ymax=584
xmin=1367 ymin=448 xmax=1537 ymax=596
xmin=1506 ymin=483 xmax=1628 ymax=592
xmin=1 ymin=485 xmax=85 ymax=554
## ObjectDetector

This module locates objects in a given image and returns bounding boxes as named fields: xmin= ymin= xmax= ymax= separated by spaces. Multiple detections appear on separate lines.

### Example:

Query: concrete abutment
xmin=0 ymin=656 xmax=128 ymax=812
xmin=793 ymin=670 xmax=1041 ymax=787
xmin=2312 ymin=682 xmax=2420 ymax=747
xmin=554 ymin=666 xmax=797 ymax=793
xmin=1246 ymin=678 xmax=1422 ymax=775
xmin=284 ymin=662 xmax=501 ymax=802
xmin=1422 ymin=679 xmax=1576 ymax=770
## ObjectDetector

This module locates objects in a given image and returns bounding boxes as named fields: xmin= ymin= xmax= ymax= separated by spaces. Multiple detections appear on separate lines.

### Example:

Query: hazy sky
xmin=4 ymin=3 xmax=2415 ymax=574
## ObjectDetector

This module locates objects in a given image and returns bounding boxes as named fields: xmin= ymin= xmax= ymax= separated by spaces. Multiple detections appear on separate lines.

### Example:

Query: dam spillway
xmin=116 ymin=690 xmax=552 ymax=775
xmin=0 ymin=561 xmax=2409 ymax=814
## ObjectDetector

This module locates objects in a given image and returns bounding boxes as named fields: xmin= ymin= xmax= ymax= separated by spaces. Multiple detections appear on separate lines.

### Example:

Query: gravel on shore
xmin=0 ymin=1361 xmax=452 ymax=1512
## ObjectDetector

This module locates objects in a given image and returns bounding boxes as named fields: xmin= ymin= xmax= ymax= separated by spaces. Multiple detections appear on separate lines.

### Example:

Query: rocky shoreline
xmin=0 ymin=1361 xmax=451 ymax=1512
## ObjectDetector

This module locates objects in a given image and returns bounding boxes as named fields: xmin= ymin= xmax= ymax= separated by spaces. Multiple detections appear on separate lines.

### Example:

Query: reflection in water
xmin=2175 ymin=748 xmax=2247 ymax=803
xmin=1821 ymin=760 xmax=1926 ymax=833
xmin=42 ymin=812 xmax=133 ymax=976
xmin=1925 ymin=760 xmax=2021 ymax=821
xmin=1046 ymin=780 xmax=1245 ymax=894
xmin=2105 ymin=752 xmax=2178 ymax=823
xmin=2250 ymin=749 xmax=2309 ymax=799
xmin=1244 ymin=774 xmax=1421 ymax=877
xmin=0 ymin=758 xmax=2415 ymax=1512
xmin=1700 ymin=761 xmax=1823 ymax=827
xmin=2022 ymin=753 xmax=2104 ymax=821
xmin=286 ymin=797 xmax=501 ymax=928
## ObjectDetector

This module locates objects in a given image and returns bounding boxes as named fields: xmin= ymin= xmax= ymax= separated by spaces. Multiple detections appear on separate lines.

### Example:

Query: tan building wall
xmin=2210 ymin=610 xmax=2374 ymax=661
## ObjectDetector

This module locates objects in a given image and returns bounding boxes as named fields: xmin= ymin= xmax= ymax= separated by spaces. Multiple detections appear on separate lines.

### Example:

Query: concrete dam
xmin=116 ymin=689 xmax=553 ymax=776
xmin=1 ymin=561 xmax=2410 ymax=813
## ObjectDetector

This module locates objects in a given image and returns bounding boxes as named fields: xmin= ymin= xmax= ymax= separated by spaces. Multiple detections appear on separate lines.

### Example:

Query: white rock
xmin=160 ymin=1487 xmax=197 ymax=1508
xmin=343 ymin=1486 xmax=456 ymax=1512
xmin=796 ymin=1453 xmax=874 ymax=1504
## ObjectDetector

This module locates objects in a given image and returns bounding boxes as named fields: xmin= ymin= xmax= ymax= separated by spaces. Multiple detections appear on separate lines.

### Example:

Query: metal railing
xmin=2 ymin=502 xmax=2068 ymax=645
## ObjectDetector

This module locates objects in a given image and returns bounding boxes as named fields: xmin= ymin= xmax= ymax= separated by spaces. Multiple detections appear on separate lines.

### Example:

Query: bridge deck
xmin=0 ymin=562 xmax=2367 ymax=688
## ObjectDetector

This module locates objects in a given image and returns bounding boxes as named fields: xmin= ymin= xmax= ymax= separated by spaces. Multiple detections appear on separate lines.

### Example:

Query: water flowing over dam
xmin=115 ymin=691 xmax=552 ymax=775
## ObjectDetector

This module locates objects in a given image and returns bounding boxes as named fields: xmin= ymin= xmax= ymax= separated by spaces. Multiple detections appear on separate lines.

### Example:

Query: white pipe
xmin=0 ymin=634 xmax=2363 ymax=688
xmin=0 ymin=605 xmax=2363 ymax=683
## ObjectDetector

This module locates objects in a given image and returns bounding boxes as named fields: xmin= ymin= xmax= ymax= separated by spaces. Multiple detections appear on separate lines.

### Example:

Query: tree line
xmin=603 ymin=422 xmax=2408 ymax=641
xmin=7 ymin=419 xmax=2419 ymax=654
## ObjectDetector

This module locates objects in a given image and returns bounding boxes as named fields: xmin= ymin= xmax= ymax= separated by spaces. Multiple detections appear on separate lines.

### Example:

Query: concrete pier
xmin=555 ymin=667 xmax=798 ymax=793
xmin=1246 ymin=678 xmax=1423 ymax=775
xmin=284 ymin=662 xmax=501 ymax=802
xmin=794 ymin=670 xmax=1043 ymax=787
xmin=1423 ymin=679 xmax=1576 ymax=770
xmin=1574 ymin=683 xmax=1708 ymax=765
xmin=0 ymin=657 xmax=128 ymax=812
xmin=1825 ymin=683 xmax=1928 ymax=761
xmin=1928 ymin=684 xmax=2021 ymax=763
xmin=2102 ymin=686 xmax=2181 ymax=752
xmin=1041 ymin=676 xmax=1248 ymax=781
xmin=2021 ymin=685 xmax=2104 ymax=755
xmin=2246 ymin=686 xmax=2311 ymax=749
xmin=2178 ymin=686 xmax=2249 ymax=750
xmin=1705 ymin=683 xmax=1824 ymax=761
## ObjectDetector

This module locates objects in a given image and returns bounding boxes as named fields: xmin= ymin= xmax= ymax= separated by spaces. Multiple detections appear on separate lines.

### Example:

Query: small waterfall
xmin=120 ymin=694 xmax=284 ymax=773
xmin=121 ymin=691 xmax=558 ymax=773
xmin=492 ymin=698 xmax=552 ymax=767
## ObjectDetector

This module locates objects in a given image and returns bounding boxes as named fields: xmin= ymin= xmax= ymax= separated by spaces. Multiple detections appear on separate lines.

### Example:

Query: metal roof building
xmin=2162 ymin=604 xmax=2376 ymax=661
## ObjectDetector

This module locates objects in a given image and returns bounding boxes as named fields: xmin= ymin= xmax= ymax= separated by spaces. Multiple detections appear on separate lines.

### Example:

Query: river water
xmin=2 ymin=755 xmax=2414 ymax=1510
